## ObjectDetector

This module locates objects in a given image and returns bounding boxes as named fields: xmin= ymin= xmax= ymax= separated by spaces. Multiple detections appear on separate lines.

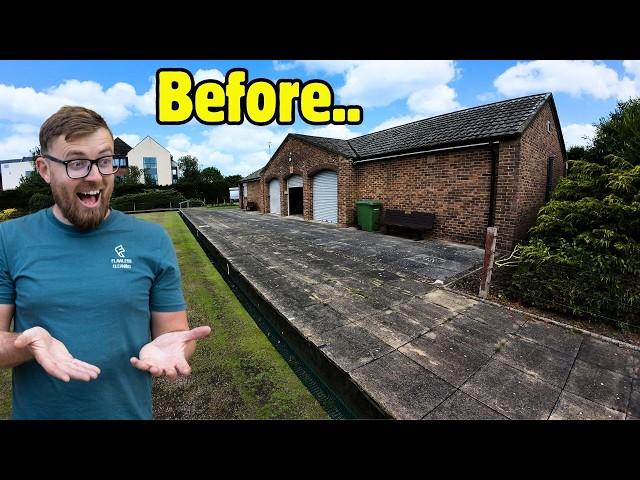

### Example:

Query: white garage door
xmin=313 ymin=170 xmax=337 ymax=223
xmin=269 ymin=179 xmax=280 ymax=215
xmin=287 ymin=175 xmax=303 ymax=188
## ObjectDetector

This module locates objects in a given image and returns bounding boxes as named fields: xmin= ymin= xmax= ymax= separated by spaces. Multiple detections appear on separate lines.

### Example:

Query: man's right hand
xmin=14 ymin=326 xmax=100 ymax=382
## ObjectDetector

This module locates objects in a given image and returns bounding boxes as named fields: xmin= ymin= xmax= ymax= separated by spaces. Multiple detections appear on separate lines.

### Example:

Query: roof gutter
xmin=352 ymin=141 xmax=493 ymax=164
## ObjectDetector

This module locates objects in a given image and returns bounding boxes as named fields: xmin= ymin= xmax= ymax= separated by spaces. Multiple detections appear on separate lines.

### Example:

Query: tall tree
xmin=177 ymin=155 xmax=200 ymax=182
xmin=118 ymin=165 xmax=142 ymax=185
xmin=224 ymin=174 xmax=243 ymax=187
xmin=201 ymin=166 xmax=224 ymax=183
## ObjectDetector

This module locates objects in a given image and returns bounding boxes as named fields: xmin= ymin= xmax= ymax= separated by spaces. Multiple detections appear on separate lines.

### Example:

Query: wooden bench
xmin=245 ymin=201 xmax=257 ymax=211
xmin=383 ymin=209 xmax=435 ymax=240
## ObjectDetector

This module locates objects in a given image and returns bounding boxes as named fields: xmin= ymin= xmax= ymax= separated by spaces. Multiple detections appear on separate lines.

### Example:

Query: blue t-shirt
xmin=0 ymin=208 xmax=186 ymax=419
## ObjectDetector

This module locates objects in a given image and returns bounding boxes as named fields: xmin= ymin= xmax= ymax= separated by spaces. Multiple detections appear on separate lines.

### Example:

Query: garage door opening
xmin=287 ymin=175 xmax=304 ymax=216
xmin=313 ymin=170 xmax=337 ymax=223
xmin=269 ymin=179 xmax=280 ymax=215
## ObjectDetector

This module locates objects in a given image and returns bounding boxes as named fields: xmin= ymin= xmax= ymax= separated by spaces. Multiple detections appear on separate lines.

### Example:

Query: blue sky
xmin=1 ymin=60 xmax=638 ymax=176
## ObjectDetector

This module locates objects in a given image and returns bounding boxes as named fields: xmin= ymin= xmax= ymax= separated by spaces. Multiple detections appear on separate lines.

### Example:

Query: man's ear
xmin=35 ymin=156 xmax=51 ymax=184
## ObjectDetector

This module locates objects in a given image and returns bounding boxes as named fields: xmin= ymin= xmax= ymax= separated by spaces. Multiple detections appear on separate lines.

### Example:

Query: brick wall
xmin=355 ymin=147 xmax=494 ymax=246
xmin=514 ymin=102 xmax=565 ymax=244
xmin=243 ymin=180 xmax=262 ymax=211
xmin=260 ymin=137 xmax=355 ymax=225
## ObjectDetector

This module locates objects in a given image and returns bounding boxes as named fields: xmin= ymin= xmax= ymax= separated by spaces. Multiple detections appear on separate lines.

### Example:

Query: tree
xmin=201 ymin=166 xmax=224 ymax=183
xmin=18 ymin=146 xmax=47 ymax=189
xmin=143 ymin=167 xmax=158 ymax=186
xmin=118 ymin=165 xmax=142 ymax=185
xmin=224 ymin=174 xmax=242 ymax=187
xmin=510 ymin=98 xmax=640 ymax=329
xmin=177 ymin=155 xmax=200 ymax=182
xmin=566 ymin=145 xmax=587 ymax=160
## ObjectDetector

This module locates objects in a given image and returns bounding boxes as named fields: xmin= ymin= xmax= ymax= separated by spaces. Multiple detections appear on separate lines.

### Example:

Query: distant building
xmin=0 ymin=157 xmax=36 ymax=191
xmin=229 ymin=186 xmax=239 ymax=202
xmin=127 ymin=136 xmax=175 ymax=186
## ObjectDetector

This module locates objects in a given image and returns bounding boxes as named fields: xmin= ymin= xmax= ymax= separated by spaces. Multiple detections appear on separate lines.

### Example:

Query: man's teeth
xmin=80 ymin=190 xmax=100 ymax=195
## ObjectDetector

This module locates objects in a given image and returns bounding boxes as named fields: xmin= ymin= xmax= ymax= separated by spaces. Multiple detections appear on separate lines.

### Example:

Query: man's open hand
xmin=14 ymin=326 xmax=101 ymax=382
xmin=130 ymin=326 xmax=211 ymax=379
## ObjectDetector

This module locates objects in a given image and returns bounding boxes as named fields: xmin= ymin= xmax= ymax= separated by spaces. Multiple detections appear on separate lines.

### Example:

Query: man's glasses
xmin=43 ymin=154 xmax=120 ymax=179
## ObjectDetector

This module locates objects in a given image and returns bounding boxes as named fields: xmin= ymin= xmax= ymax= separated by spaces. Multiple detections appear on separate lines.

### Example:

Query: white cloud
xmin=292 ymin=60 xmax=460 ymax=112
xmin=302 ymin=124 xmax=360 ymax=139
xmin=0 ymin=78 xmax=156 ymax=126
xmin=494 ymin=60 xmax=637 ymax=100
xmin=407 ymin=85 xmax=461 ymax=116
xmin=562 ymin=123 xmax=597 ymax=148
xmin=0 ymin=133 xmax=39 ymax=159
xmin=165 ymin=124 xmax=288 ymax=176
xmin=623 ymin=60 xmax=640 ymax=78
xmin=193 ymin=68 xmax=225 ymax=85
xmin=115 ymin=133 xmax=142 ymax=148
xmin=476 ymin=92 xmax=499 ymax=103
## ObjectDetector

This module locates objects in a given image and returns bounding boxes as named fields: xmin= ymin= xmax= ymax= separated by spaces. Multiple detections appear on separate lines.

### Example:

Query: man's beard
xmin=50 ymin=180 xmax=113 ymax=231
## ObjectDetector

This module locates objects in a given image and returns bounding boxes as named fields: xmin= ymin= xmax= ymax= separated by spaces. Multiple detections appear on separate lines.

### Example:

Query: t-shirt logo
xmin=111 ymin=244 xmax=133 ymax=269
xmin=115 ymin=244 xmax=126 ymax=258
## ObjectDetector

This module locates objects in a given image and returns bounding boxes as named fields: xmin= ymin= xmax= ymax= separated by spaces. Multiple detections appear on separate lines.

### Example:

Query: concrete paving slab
xmin=516 ymin=318 xmax=584 ymax=357
xmin=461 ymin=302 xmax=528 ymax=333
xmin=385 ymin=278 xmax=434 ymax=296
xmin=399 ymin=332 xmax=491 ymax=387
xmin=549 ymin=391 xmax=625 ymax=420
xmin=577 ymin=337 xmax=640 ymax=379
xmin=289 ymin=303 xmax=352 ymax=338
xmin=494 ymin=335 xmax=576 ymax=388
xmin=423 ymin=289 xmax=477 ymax=313
xmin=425 ymin=390 xmax=507 ymax=420
xmin=438 ymin=316 xmax=512 ymax=357
xmin=564 ymin=359 xmax=632 ymax=413
xmin=354 ymin=310 xmax=429 ymax=349
xmin=310 ymin=323 xmax=395 ymax=372
xmin=351 ymin=350 xmax=455 ymax=419
xmin=461 ymin=359 xmax=561 ymax=419
xmin=393 ymin=297 xmax=452 ymax=331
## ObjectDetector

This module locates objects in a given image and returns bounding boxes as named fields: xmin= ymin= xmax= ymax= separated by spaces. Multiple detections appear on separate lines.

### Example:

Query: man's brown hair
xmin=39 ymin=106 xmax=113 ymax=154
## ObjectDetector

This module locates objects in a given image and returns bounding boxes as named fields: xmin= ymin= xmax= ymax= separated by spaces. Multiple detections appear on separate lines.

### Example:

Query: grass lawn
xmin=141 ymin=211 xmax=329 ymax=419
xmin=0 ymin=211 xmax=328 ymax=420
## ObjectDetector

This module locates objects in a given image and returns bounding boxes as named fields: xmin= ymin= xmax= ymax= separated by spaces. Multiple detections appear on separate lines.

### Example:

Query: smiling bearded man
xmin=41 ymin=126 xmax=115 ymax=230
xmin=0 ymin=106 xmax=210 ymax=419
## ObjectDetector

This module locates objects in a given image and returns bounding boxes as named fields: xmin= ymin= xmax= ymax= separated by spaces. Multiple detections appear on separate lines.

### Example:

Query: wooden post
xmin=479 ymin=227 xmax=497 ymax=299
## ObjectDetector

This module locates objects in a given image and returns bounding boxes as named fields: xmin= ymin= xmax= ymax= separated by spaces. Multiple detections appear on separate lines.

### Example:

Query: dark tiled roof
xmin=249 ymin=93 xmax=556 ymax=178
xmin=114 ymin=137 xmax=132 ymax=157
xmin=289 ymin=133 xmax=357 ymax=158
xmin=241 ymin=167 xmax=263 ymax=182
xmin=349 ymin=93 xmax=550 ymax=159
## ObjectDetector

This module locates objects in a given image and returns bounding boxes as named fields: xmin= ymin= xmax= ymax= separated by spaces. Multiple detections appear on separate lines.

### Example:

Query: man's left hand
xmin=130 ymin=326 xmax=211 ymax=379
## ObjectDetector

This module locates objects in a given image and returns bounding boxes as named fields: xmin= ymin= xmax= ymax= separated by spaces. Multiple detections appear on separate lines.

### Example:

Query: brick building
xmin=239 ymin=93 xmax=566 ymax=250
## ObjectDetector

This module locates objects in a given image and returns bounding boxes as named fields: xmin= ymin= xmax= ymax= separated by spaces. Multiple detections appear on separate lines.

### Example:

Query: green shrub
xmin=28 ymin=193 xmax=54 ymax=213
xmin=110 ymin=189 xmax=186 ymax=211
xmin=510 ymin=98 xmax=640 ymax=331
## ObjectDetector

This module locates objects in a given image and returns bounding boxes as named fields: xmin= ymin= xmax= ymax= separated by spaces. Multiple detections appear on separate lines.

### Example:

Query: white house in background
xmin=0 ymin=157 xmax=36 ymax=191
xmin=127 ymin=136 xmax=175 ymax=186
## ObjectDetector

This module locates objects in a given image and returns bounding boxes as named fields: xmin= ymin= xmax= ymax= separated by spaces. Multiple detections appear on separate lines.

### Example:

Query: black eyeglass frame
xmin=42 ymin=153 xmax=120 ymax=179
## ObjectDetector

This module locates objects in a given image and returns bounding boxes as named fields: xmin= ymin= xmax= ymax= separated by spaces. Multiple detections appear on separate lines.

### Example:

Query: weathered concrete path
xmin=181 ymin=208 xmax=640 ymax=419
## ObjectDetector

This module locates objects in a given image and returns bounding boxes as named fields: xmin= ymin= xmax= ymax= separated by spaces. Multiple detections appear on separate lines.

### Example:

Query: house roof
xmin=114 ymin=137 xmax=132 ymax=157
xmin=241 ymin=167 xmax=263 ymax=182
xmin=288 ymin=134 xmax=357 ymax=158
xmin=251 ymin=93 xmax=564 ymax=178
xmin=350 ymin=93 xmax=552 ymax=160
